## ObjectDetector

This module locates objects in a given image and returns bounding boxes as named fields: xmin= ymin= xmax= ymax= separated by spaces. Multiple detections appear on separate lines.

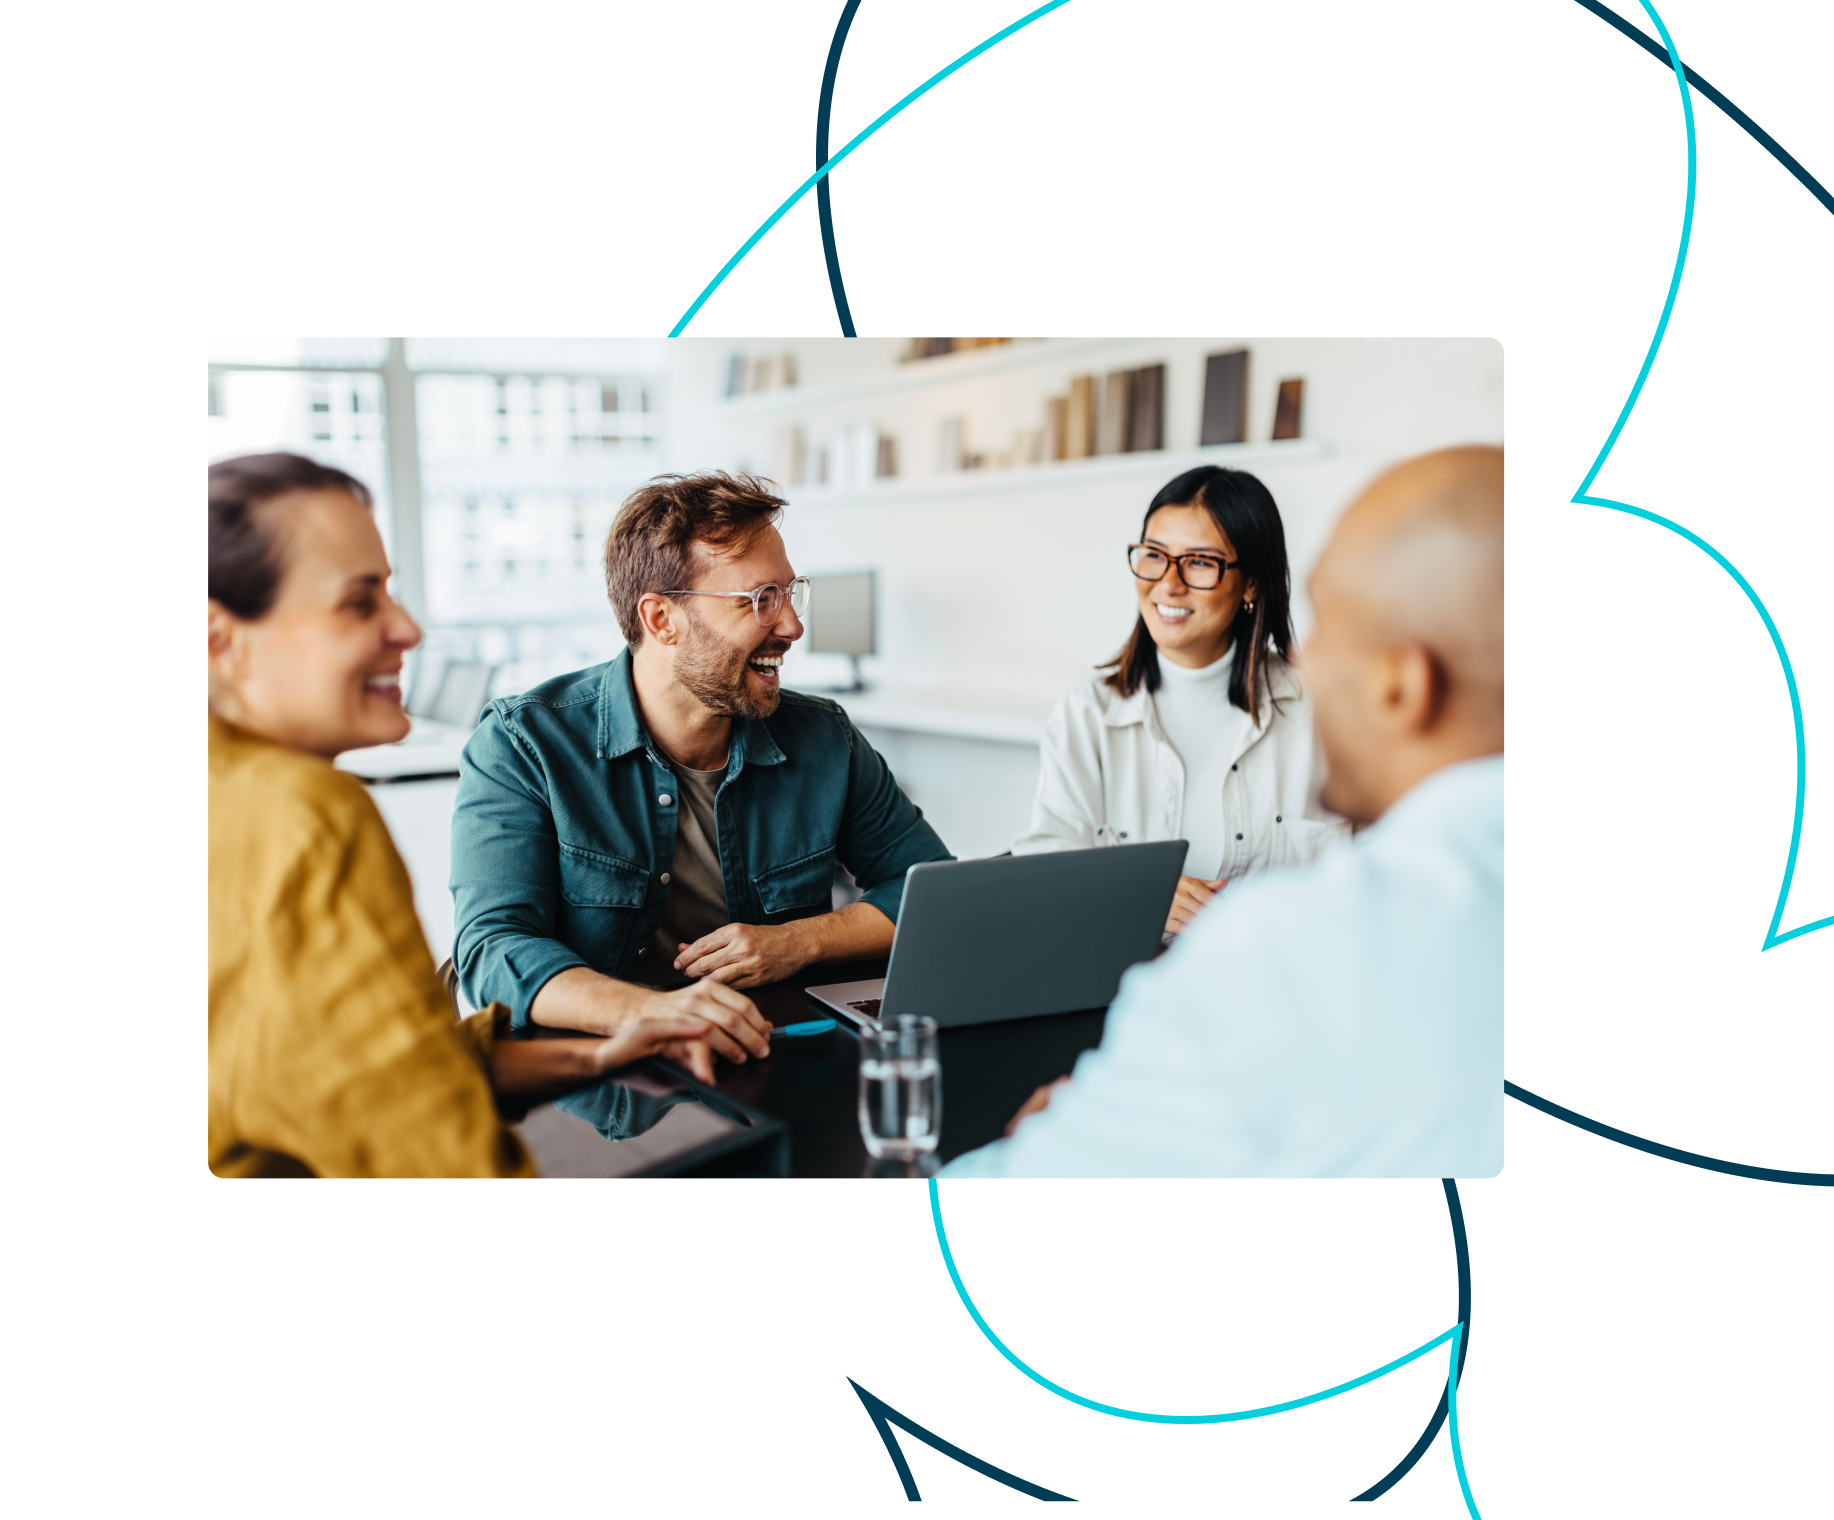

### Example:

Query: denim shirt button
xmin=659 ymin=872 xmax=671 ymax=886
xmin=658 ymin=793 xmax=674 ymax=807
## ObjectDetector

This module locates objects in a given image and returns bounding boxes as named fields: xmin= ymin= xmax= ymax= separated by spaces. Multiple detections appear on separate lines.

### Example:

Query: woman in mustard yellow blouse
xmin=209 ymin=453 xmax=713 ymax=1177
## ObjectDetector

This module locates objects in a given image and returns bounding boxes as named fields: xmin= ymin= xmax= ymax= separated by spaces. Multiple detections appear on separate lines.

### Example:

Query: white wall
xmin=662 ymin=337 xmax=1503 ymax=710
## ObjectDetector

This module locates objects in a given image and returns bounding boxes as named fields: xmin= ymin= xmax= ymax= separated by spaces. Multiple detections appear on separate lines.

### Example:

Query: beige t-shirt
xmin=650 ymin=759 xmax=730 ymax=969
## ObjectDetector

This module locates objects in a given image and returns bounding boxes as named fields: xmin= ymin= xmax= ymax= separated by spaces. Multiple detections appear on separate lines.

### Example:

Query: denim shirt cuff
xmin=857 ymin=880 xmax=906 ymax=925
xmin=505 ymin=943 xmax=592 ymax=1029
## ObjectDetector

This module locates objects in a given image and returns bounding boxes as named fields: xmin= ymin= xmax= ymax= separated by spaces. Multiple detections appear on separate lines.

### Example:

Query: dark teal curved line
xmin=1573 ymin=0 xmax=1829 ymax=950
xmin=816 ymin=0 xmax=864 ymax=336
xmin=1577 ymin=0 xmax=1834 ymax=213
xmin=929 ymin=1180 xmax=1483 ymax=1513
xmin=1506 ymin=1082 xmax=1834 ymax=1183
xmin=1349 ymin=1180 xmax=1474 ymax=1503
xmin=848 ymin=1379 xmax=1076 ymax=1501
xmin=668 ymin=0 xmax=1074 ymax=336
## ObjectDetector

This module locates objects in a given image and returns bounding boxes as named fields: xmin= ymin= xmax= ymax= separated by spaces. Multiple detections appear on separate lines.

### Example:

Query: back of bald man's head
xmin=1324 ymin=445 xmax=1504 ymax=724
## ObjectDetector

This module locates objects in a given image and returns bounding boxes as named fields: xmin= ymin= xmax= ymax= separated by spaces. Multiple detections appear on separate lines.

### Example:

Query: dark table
xmin=524 ymin=957 xmax=1109 ymax=1176
xmin=708 ymin=957 xmax=1107 ymax=1176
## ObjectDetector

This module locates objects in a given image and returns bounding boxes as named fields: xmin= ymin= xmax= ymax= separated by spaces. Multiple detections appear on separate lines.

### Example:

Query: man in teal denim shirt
xmin=450 ymin=472 xmax=951 ymax=1069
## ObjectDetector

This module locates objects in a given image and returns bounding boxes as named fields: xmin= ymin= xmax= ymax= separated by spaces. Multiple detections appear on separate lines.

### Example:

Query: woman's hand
xmin=1166 ymin=875 xmax=1226 ymax=935
xmin=637 ymin=979 xmax=772 ymax=1068
xmin=674 ymin=921 xmax=809 ymax=988
xmin=1005 ymin=1075 xmax=1072 ymax=1137
xmin=487 ymin=1006 xmax=714 ymax=1105
xmin=592 ymin=1006 xmax=716 ymax=1082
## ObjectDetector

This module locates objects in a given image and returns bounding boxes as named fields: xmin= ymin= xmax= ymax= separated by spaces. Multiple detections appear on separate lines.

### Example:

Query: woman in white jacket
xmin=1014 ymin=465 xmax=1347 ymax=933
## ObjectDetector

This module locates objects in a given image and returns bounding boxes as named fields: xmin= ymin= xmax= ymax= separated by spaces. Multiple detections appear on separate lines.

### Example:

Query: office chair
xmin=434 ymin=956 xmax=468 ymax=1018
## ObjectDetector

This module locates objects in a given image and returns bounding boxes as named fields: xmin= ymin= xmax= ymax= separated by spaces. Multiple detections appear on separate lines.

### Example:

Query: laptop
xmin=806 ymin=840 xmax=1187 ymax=1030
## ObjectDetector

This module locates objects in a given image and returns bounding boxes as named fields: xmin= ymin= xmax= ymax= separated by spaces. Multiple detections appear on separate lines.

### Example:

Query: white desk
xmin=831 ymin=690 xmax=1047 ymax=748
xmin=336 ymin=719 xmax=472 ymax=782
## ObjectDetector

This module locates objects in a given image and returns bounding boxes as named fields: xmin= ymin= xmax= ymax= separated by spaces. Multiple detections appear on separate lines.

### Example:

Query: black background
xmin=236 ymin=5 xmax=1826 ymax=1510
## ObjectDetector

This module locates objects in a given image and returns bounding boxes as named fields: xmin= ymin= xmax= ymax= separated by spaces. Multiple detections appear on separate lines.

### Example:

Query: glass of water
xmin=858 ymin=1014 xmax=941 ymax=1159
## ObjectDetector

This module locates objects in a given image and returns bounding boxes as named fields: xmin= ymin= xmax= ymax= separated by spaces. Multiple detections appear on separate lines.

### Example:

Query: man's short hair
xmin=604 ymin=471 xmax=786 ymax=646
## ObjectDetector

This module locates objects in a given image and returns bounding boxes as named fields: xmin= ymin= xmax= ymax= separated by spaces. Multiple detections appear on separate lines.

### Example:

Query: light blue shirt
xmin=945 ymin=756 xmax=1503 ymax=1177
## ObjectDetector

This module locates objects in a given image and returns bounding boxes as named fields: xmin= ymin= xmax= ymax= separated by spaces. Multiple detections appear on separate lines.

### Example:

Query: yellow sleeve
xmin=226 ymin=779 xmax=534 ymax=1178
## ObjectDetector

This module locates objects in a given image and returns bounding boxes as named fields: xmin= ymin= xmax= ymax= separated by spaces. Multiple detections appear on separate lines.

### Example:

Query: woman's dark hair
xmin=1102 ymin=465 xmax=1294 ymax=722
xmin=209 ymin=452 xmax=374 ymax=619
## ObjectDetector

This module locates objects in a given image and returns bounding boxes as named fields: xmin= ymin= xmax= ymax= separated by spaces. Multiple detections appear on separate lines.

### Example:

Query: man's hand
xmin=674 ymin=921 xmax=809 ymax=988
xmin=1004 ymin=1075 xmax=1072 ymax=1138
xmin=674 ymin=901 xmax=895 ymax=988
xmin=1166 ymin=875 xmax=1226 ymax=935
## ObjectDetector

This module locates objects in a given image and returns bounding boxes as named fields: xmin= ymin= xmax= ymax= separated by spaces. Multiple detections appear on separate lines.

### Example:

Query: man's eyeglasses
xmin=1128 ymin=544 xmax=1238 ymax=590
xmin=662 ymin=576 xmax=811 ymax=625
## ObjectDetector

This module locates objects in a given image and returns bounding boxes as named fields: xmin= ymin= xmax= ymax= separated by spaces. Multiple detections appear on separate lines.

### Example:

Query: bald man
xmin=946 ymin=446 xmax=1503 ymax=1177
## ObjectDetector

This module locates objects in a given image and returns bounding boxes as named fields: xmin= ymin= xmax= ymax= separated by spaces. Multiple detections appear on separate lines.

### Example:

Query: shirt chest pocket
xmin=1272 ymin=816 xmax=1346 ymax=869
xmin=557 ymin=844 xmax=650 ymax=909
xmin=752 ymin=847 xmax=835 ymax=923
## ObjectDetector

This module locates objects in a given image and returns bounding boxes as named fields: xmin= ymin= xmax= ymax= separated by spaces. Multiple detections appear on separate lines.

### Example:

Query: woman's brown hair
xmin=1103 ymin=465 xmax=1294 ymax=723
xmin=209 ymin=452 xmax=374 ymax=620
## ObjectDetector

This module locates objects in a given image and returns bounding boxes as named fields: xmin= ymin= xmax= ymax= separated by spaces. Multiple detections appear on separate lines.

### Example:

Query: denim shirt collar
xmin=595 ymin=647 xmax=788 ymax=772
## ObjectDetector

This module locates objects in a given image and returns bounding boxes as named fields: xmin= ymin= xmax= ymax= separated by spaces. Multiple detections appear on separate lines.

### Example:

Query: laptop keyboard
xmin=847 ymin=999 xmax=882 ymax=1017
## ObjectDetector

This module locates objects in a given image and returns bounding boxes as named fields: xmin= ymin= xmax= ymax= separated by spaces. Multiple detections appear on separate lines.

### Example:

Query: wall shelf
xmin=778 ymin=438 xmax=1326 ymax=512
xmin=718 ymin=337 xmax=1189 ymax=420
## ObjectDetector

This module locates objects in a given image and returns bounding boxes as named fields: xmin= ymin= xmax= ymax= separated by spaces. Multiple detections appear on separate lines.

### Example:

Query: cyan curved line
xmin=1573 ymin=0 xmax=1694 ymax=499
xmin=815 ymin=0 xmax=864 ymax=337
xmin=669 ymin=0 xmax=1074 ymax=335
xmin=1506 ymin=1082 xmax=1834 ymax=1184
xmin=1583 ymin=497 xmax=1832 ymax=949
xmin=1352 ymin=1180 xmax=1471 ymax=1501
xmin=1573 ymin=0 xmax=1828 ymax=949
xmin=1571 ymin=0 xmax=1834 ymax=218
xmin=930 ymin=1180 xmax=1483 ymax=1514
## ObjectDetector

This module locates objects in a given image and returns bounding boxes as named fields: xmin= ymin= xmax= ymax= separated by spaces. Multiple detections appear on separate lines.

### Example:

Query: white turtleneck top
xmin=1151 ymin=650 xmax=1254 ymax=880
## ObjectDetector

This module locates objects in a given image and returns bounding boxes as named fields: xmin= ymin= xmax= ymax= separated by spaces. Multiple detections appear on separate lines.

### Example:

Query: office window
xmin=415 ymin=370 xmax=661 ymax=630
xmin=209 ymin=338 xmax=666 ymax=701
xmin=209 ymin=347 xmax=392 ymax=597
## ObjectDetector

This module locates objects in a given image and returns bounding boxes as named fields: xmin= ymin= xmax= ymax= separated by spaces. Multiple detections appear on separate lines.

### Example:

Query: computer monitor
xmin=410 ymin=659 xmax=497 ymax=728
xmin=807 ymin=570 xmax=874 ymax=691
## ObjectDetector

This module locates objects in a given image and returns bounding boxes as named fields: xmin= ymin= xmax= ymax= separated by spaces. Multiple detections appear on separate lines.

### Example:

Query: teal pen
xmin=770 ymin=1018 xmax=836 ymax=1039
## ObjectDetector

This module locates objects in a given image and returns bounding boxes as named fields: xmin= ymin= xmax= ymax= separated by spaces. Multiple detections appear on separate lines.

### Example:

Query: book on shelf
xmin=821 ymin=423 xmax=885 ymax=490
xmin=936 ymin=416 xmax=966 ymax=473
xmin=771 ymin=424 xmax=806 ymax=487
xmin=1033 ymin=365 xmax=1166 ymax=463
xmin=1200 ymin=349 xmax=1249 ymax=445
xmin=903 ymin=337 xmax=1012 ymax=361
xmin=1043 ymin=396 xmax=1067 ymax=461
xmin=1128 ymin=363 xmax=1164 ymax=452
xmin=1097 ymin=370 xmax=1133 ymax=456
xmin=725 ymin=350 xmax=799 ymax=397
xmin=1064 ymin=376 xmax=1095 ymax=459
xmin=1271 ymin=378 xmax=1304 ymax=440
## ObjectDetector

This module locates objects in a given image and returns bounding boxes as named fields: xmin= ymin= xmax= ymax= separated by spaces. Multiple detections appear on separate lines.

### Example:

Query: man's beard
xmin=675 ymin=608 xmax=783 ymax=719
